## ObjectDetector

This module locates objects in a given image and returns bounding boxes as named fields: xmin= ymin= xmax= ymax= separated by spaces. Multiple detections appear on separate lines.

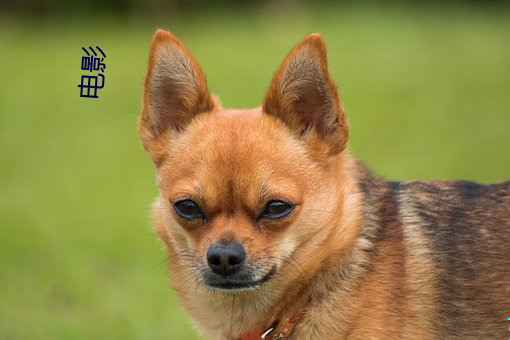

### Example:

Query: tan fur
xmin=140 ymin=30 xmax=510 ymax=339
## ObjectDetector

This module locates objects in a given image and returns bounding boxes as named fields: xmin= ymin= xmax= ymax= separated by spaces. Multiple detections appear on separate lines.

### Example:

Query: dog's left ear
xmin=263 ymin=34 xmax=348 ymax=155
xmin=139 ymin=30 xmax=216 ymax=157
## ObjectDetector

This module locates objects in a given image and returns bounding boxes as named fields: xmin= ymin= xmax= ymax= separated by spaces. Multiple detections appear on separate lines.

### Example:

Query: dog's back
xmin=353 ymin=168 xmax=510 ymax=338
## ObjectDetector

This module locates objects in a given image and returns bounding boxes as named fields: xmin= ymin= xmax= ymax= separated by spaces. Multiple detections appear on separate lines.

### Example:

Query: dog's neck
xmin=239 ymin=309 xmax=303 ymax=340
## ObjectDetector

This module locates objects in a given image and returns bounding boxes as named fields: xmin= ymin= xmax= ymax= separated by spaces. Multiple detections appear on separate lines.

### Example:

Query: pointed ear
xmin=263 ymin=34 xmax=348 ymax=154
xmin=139 ymin=30 xmax=216 ymax=148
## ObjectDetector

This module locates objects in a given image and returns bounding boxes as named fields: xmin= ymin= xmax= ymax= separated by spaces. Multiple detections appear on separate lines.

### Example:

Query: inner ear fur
xmin=263 ymin=34 xmax=348 ymax=154
xmin=139 ymin=30 xmax=216 ymax=150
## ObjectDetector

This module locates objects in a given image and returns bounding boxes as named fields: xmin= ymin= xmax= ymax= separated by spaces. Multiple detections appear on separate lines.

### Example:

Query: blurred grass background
xmin=1 ymin=1 xmax=509 ymax=339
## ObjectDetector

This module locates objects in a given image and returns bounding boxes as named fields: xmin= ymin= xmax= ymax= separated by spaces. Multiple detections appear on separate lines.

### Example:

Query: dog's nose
xmin=207 ymin=243 xmax=246 ymax=276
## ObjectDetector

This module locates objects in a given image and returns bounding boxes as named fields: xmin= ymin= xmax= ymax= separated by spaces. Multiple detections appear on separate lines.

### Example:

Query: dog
xmin=138 ymin=30 xmax=510 ymax=339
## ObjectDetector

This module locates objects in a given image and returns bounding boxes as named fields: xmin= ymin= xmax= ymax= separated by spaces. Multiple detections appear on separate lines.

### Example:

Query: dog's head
xmin=139 ymin=30 xmax=358 ymax=294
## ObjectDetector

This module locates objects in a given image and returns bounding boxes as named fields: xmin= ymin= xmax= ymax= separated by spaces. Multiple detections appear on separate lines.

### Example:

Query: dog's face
xmin=139 ymin=30 xmax=355 ymax=294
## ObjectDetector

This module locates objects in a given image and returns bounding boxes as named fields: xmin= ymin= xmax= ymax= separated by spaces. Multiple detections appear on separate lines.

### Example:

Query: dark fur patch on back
xmin=397 ymin=180 xmax=510 ymax=337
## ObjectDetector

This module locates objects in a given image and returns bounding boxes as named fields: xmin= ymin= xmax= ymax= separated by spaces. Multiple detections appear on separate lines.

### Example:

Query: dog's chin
xmin=203 ymin=266 xmax=277 ymax=293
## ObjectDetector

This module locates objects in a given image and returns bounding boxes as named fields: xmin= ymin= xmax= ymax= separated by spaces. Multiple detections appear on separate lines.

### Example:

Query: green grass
xmin=1 ymin=5 xmax=509 ymax=339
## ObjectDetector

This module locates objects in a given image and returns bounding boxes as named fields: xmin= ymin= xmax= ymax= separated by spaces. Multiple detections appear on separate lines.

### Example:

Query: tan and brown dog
xmin=138 ymin=30 xmax=510 ymax=339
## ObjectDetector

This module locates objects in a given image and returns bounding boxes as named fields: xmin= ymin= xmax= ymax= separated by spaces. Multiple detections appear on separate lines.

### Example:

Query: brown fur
xmin=139 ymin=30 xmax=510 ymax=339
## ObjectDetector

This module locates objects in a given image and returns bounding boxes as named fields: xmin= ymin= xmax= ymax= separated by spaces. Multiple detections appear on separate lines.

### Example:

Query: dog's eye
xmin=173 ymin=200 xmax=204 ymax=221
xmin=260 ymin=200 xmax=294 ymax=220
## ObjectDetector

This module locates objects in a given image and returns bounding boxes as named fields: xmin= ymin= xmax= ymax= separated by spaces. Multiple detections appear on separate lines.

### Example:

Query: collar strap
xmin=239 ymin=313 xmax=300 ymax=340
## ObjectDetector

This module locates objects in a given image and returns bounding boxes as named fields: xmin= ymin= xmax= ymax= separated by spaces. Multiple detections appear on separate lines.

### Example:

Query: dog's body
xmin=139 ymin=30 xmax=510 ymax=339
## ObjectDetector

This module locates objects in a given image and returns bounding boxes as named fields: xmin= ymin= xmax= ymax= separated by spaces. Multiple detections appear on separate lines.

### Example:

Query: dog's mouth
xmin=205 ymin=265 xmax=277 ymax=291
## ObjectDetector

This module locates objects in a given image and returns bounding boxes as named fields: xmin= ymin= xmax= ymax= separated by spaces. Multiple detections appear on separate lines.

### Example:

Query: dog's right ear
xmin=263 ymin=34 xmax=348 ymax=155
xmin=139 ymin=30 xmax=216 ymax=157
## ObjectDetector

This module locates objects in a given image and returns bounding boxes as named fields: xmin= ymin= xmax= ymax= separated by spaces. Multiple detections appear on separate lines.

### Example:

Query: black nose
xmin=207 ymin=243 xmax=246 ymax=276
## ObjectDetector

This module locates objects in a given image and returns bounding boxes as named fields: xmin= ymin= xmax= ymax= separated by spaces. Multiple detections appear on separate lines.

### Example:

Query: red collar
xmin=239 ymin=312 xmax=301 ymax=340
